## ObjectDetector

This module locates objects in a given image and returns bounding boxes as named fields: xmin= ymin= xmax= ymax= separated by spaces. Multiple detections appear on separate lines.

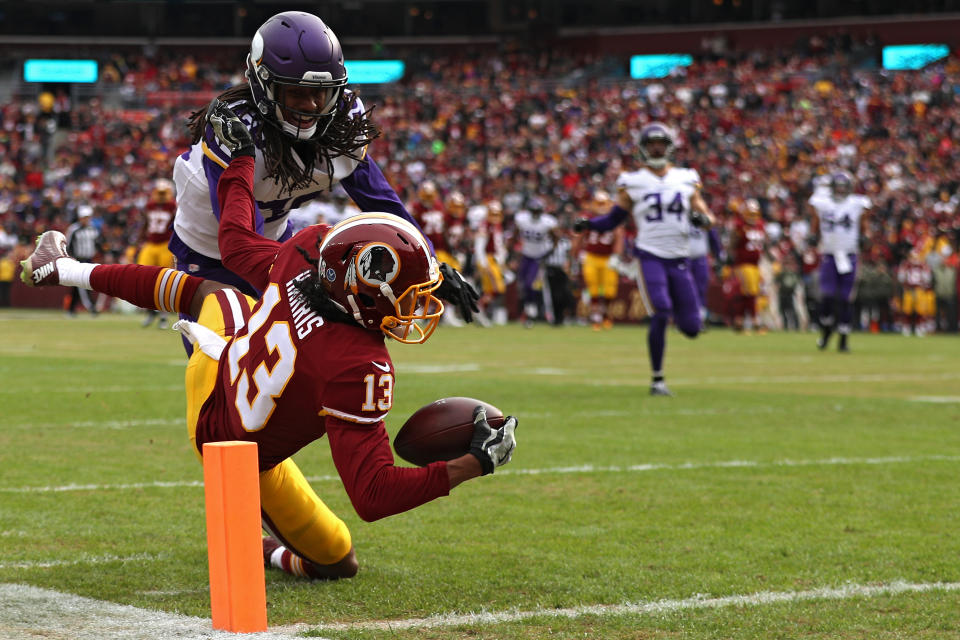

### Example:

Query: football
xmin=393 ymin=397 xmax=504 ymax=467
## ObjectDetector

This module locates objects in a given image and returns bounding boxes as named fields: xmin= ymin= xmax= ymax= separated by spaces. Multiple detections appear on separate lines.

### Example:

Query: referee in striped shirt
xmin=65 ymin=205 xmax=103 ymax=316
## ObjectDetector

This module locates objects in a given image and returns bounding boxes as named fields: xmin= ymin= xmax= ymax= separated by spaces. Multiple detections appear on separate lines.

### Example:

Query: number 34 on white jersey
xmin=617 ymin=167 xmax=701 ymax=259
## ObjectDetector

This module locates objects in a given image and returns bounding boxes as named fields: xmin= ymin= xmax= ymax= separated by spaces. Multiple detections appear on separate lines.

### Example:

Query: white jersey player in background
xmin=808 ymin=170 xmax=871 ymax=352
xmin=574 ymin=122 xmax=714 ymax=395
xmin=513 ymin=196 xmax=559 ymax=327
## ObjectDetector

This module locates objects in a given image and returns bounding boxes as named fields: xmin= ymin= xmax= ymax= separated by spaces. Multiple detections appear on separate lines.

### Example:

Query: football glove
xmin=572 ymin=217 xmax=591 ymax=233
xmin=469 ymin=406 xmax=518 ymax=475
xmin=436 ymin=262 xmax=480 ymax=323
xmin=206 ymin=99 xmax=255 ymax=159
xmin=690 ymin=210 xmax=710 ymax=228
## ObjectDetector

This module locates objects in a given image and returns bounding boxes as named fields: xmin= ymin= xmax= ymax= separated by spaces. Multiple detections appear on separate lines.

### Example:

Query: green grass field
xmin=2 ymin=309 xmax=960 ymax=639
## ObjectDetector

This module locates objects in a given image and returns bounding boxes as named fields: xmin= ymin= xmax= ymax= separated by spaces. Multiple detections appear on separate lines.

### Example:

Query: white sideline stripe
xmin=909 ymin=396 xmax=960 ymax=403
xmin=0 ymin=583 xmax=315 ymax=640
xmin=7 ymin=418 xmax=183 ymax=430
xmin=395 ymin=363 xmax=481 ymax=374
xmin=3 ymin=455 xmax=958 ymax=494
xmin=0 ymin=480 xmax=204 ymax=493
xmin=592 ymin=372 xmax=960 ymax=387
xmin=0 ymin=553 xmax=163 ymax=570
xmin=300 ymin=580 xmax=960 ymax=632
xmin=0 ymin=384 xmax=182 ymax=395
xmin=496 ymin=455 xmax=960 ymax=476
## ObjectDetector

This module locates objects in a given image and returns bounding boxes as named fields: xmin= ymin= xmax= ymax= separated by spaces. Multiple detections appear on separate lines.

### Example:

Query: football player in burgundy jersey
xmin=729 ymin=198 xmax=767 ymax=333
xmin=575 ymin=190 xmax=624 ymax=331
xmin=20 ymin=102 xmax=517 ymax=582
xmin=136 ymin=179 xmax=177 ymax=329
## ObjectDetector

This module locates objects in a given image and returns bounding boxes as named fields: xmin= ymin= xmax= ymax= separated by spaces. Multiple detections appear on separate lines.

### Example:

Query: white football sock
xmin=56 ymin=259 xmax=95 ymax=288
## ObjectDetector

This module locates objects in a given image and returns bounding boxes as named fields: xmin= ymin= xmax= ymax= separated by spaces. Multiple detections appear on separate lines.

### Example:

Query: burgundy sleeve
xmin=325 ymin=416 xmax=450 ymax=522
xmin=216 ymin=156 xmax=281 ymax=292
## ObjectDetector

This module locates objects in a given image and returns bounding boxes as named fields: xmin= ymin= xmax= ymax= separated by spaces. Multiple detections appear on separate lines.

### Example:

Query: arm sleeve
xmin=586 ymin=205 xmax=630 ymax=232
xmin=203 ymin=121 xmax=267 ymax=234
xmin=216 ymin=156 xmax=281 ymax=292
xmin=339 ymin=155 xmax=435 ymax=253
xmin=326 ymin=416 xmax=450 ymax=522
xmin=708 ymin=227 xmax=723 ymax=260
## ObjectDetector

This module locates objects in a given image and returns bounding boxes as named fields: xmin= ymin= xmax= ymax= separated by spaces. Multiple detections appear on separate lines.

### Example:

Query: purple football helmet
xmin=638 ymin=122 xmax=675 ymax=169
xmin=830 ymin=170 xmax=854 ymax=199
xmin=246 ymin=11 xmax=348 ymax=140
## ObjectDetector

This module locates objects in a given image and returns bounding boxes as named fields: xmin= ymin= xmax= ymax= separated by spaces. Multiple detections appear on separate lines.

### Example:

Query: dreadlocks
xmin=290 ymin=244 xmax=358 ymax=327
xmin=187 ymin=85 xmax=381 ymax=194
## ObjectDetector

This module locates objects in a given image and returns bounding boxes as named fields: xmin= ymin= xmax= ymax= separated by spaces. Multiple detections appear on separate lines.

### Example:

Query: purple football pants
xmin=636 ymin=250 xmax=701 ymax=375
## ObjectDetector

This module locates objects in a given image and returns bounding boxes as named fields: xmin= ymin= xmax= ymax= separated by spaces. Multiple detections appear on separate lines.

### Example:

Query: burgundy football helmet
xmin=246 ymin=11 xmax=348 ymax=140
xmin=638 ymin=122 xmax=675 ymax=169
xmin=318 ymin=214 xmax=444 ymax=343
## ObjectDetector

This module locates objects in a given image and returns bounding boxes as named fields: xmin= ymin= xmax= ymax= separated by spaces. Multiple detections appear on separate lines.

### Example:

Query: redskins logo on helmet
xmin=356 ymin=243 xmax=400 ymax=286
xmin=318 ymin=213 xmax=443 ymax=344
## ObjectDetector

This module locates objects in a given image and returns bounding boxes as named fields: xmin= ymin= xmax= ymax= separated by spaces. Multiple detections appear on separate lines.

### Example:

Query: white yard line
xmin=909 ymin=396 xmax=960 ymax=403
xmin=0 ymin=583 xmax=312 ymax=640
xmin=5 ymin=418 xmax=183 ymax=431
xmin=0 ymin=553 xmax=163 ymax=570
xmin=0 ymin=384 xmax=182 ymax=395
xmin=593 ymin=372 xmax=960 ymax=387
xmin=2 ymin=455 xmax=958 ymax=494
xmin=3 ymin=579 xmax=958 ymax=638
xmin=298 ymin=580 xmax=960 ymax=632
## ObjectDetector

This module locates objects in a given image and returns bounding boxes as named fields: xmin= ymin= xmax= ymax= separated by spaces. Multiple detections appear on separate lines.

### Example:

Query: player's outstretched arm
xmin=20 ymin=230 xmax=229 ymax=318
xmin=205 ymin=100 xmax=283 ymax=291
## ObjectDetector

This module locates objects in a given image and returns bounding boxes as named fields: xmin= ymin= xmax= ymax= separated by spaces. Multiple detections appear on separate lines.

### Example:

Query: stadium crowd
xmin=1 ymin=33 xmax=958 ymax=334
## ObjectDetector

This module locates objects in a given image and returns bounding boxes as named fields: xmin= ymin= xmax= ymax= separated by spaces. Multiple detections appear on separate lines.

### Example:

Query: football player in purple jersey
xmin=169 ymin=11 xmax=477 ymax=348
xmin=807 ymin=170 xmax=871 ymax=352
xmin=574 ymin=123 xmax=715 ymax=396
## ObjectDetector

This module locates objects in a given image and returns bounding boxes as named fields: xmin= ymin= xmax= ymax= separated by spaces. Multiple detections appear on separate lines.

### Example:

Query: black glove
xmin=436 ymin=262 xmax=480 ymax=323
xmin=469 ymin=406 xmax=518 ymax=475
xmin=690 ymin=210 xmax=710 ymax=229
xmin=572 ymin=218 xmax=591 ymax=233
xmin=206 ymin=99 xmax=255 ymax=159
xmin=807 ymin=233 xmax=820 ymax=248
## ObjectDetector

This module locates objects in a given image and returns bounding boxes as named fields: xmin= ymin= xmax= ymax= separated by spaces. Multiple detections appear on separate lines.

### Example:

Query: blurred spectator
xmin=64 ymin=205 xmax=103 ymax=316
xmin=933 ymin=244 xmax=958 ymax=333
xmin=775 ymin=253 xmax=802 ymax=331
xmin=0 ymin=247 xmax=14 ymax=306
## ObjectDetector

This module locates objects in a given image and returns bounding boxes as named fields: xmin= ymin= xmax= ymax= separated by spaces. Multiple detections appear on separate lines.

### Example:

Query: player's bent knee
xmin=332 ymin=547 xmax=359 ymax=578
xmin=677 ymin=317 xmax=701 ymax=338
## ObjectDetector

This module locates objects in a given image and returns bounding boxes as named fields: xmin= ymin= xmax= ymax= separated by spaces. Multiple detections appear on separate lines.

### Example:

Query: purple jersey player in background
xmin=574 ymin=123 xmax=715 ymax=396
xmin=170 ymin=10 xmax=477 ymax=349
xmin=808 ymin=170 xmax=871 ymax=353
xmin=513 ymin=196 xmax=559 ymax=327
